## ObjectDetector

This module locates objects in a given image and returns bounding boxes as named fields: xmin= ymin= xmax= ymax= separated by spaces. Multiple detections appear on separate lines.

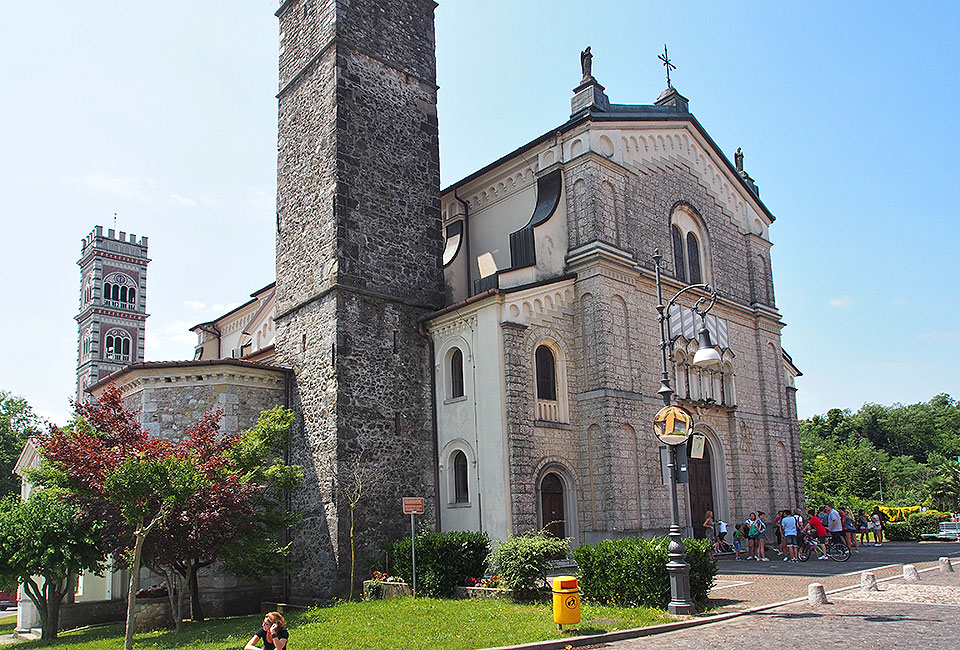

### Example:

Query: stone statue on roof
xmin=735 ymin=147 xmax=744 ymax=173
xmin=580 ymin=46 xmax=593 ymax=80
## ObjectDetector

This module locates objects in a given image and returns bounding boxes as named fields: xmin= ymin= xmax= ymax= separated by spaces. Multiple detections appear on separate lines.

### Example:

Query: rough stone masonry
xmin=273 ymin=0 xmax=445 ymax=600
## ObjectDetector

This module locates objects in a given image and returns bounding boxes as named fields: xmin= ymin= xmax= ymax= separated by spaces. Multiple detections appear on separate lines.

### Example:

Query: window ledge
xmin=447 ymin=502 xmax=472 ymax=509
xmin=534 ymin=419 xmax=572 ymax=430
xmin=443 ymin=396 xmax=468 ymax=405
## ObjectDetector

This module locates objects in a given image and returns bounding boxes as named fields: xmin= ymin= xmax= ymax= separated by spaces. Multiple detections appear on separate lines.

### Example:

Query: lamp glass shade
xmin=693 ymin=346 xmax=721 ymax=367
xmin=693 ymin=326 xmax=721 ymax=368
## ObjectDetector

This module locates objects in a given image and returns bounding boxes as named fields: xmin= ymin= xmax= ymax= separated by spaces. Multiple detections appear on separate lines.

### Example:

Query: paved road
xmin=598 ymin=567 xmax=960 ymax=649
xmin=707 ymin=541 xmax=960 ymax=612
xmin=579 ymin=542 xmax=960 ymax=649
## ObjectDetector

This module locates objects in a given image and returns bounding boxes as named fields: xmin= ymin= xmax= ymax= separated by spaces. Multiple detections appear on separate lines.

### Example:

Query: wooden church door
xmin=687 ymin=442 xmax=714 ymax=539
xmin=540 ymin=473 xmax=566 ymax=538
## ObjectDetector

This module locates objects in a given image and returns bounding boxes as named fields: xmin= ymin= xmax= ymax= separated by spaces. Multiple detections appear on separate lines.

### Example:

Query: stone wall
xmin=274 ymin=0 xmax=444 ymax=601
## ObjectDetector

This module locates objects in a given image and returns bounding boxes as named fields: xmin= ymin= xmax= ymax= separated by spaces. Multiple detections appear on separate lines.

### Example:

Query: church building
xmin=62 ymin=0 xmax=802 ymax=607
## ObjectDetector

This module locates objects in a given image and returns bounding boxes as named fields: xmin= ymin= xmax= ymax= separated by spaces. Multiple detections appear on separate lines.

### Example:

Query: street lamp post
xmin=872 ymin=466 xmax=884 ymax=503
xmin=652 ymin=249 xmax=721 ymax=616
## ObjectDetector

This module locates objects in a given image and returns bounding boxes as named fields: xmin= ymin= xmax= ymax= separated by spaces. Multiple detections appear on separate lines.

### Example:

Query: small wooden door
xmin=687 ymin=442 xmax=714 ymax=539
xmin=540 ymin=473 xmax=565 ymax=538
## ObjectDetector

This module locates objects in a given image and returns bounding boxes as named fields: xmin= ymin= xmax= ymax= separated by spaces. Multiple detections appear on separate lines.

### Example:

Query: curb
xmin=483 ymin=554 xmax=960 ymax=650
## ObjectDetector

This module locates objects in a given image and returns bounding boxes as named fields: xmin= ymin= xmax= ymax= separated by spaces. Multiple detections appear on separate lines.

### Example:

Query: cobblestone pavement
xmin=706 ymin=541 xmax=960 ymax=612
xmin=591 ymin=546 xmax=960 ymax=649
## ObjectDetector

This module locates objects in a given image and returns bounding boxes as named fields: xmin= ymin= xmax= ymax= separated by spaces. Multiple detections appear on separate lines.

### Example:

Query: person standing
xmin=825 ymin=503 xmax=843 ymax=548
xmin=756 ymin=512 xmax=769 ymax=561
xmin=871 ymin=506 xmax=884 ymax=546
xmin=781 ymin=509 xmax=800 ymax=563
xmin=732 ymin=524 xmax=744 ymax=561
xmin=703 ymin=510 xmax=716 ymax=557
xmin=842 ymin=508 xmax=858 ymax=551
xmin=745 ymin=512 xmax=758 ymax=560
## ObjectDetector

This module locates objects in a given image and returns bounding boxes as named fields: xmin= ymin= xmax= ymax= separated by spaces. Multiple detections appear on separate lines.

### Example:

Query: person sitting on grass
xmin=245 ymin=611 xmax=288 ymax=650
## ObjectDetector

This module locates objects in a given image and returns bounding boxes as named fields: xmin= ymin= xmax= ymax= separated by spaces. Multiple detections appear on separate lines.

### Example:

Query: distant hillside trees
xmin=800 ymin=393 xmax=960 ymax=511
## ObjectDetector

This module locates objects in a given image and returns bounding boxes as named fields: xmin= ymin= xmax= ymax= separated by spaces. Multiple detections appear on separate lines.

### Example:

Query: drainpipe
xmin=418 ymin=320 xmax=442 ymax=530
xmin=453 ymin=188 xmax=472 ymax=294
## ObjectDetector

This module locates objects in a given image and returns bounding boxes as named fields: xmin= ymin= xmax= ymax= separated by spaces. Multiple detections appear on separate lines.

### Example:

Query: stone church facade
xmin=430 ymin=77 xmax=803 ymax=545
xmin=60 ymin=0 xmax=803 ymax=609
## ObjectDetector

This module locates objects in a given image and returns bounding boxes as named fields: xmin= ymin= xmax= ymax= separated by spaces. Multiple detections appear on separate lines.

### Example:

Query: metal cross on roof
xmin=658 ymin=44 xmax=676 ymax=88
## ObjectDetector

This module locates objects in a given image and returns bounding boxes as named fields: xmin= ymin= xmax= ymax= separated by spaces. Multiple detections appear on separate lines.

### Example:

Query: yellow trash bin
xmin=552 ymin=576 xmax=580 ymax=627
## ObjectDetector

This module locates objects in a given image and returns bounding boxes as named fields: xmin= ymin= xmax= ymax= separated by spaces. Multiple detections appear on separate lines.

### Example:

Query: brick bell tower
xmin=76 ymin=226 xmax=150 ymax=402
xmin=273 ymin=0 xmax=445 ymax=599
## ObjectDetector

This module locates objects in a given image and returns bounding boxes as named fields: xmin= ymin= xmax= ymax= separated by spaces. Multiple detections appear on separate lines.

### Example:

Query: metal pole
xmin=666 ymin=443 xmax=695 ymax=614
xmin=653 ymin=251 xmax=673 ymax=406
xmin=410 ymin=513 xmax=417 ymax=597
xmin=652 ymin=250 xmax=694 ymax=615
xmin=878 ymin=470 xmax=884 ymax=504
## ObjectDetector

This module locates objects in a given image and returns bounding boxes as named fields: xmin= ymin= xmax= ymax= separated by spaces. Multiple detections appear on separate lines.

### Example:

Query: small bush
xmin=392 ymin=530 xmax=490 ymax=597
xmin=574 ymin=536 xmax=716 ymax=608
xmin=883 ymin=522 xmax=913 ymax=541
xmin=487 ymin=530 xmax=569 ymax=599
xmin=907 ymin=510 xmax=951 ymax=538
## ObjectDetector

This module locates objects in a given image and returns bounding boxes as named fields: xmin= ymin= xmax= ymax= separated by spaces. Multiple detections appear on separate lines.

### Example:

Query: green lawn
xmin=7 ymin=598 xmax=673 ymax=649
xmin=1 ymin=614 xmax=16 ymax=634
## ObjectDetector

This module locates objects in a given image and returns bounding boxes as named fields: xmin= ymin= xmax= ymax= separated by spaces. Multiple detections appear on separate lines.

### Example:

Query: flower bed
xmin=363 ymin=572 xmax=411 ymax=600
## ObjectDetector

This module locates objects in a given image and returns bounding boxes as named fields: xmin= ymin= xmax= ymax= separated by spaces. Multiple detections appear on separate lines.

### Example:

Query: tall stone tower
xmin=76 ymin=226 xmax=150 ymax=401
xmin=273 ymin=0 xmax=445 ymax=599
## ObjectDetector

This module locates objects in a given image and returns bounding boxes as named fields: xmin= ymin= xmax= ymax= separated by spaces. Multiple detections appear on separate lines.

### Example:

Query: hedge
xmin=883 ymin=522 xmax=912 ymax=541
xmin=907 ymin=510 xmax=952 ymax=539
xmin=392 ymin=530 xmax=490 ymax=597
xmin=573 ymin=536 xmax=716 ymax=608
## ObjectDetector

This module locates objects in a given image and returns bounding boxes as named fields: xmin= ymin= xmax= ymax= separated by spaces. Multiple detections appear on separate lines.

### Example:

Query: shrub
xmin=907 ymin=510 xmax=951 ymax=539
xmin=391 ymin=530 xmax=489 ymax=597
xmin=883 ymin=522 xmax=913 ymax=541
xmin=574 ymin=536 xmax=716 ymax=609
xmin=487 ymin=530 xmax=569 ymax=599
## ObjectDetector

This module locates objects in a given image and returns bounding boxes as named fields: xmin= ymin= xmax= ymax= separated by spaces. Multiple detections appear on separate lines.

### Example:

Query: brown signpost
xmin=402 ymin=496 xmax=425 ymax=596
xmin=402 ymin=496 xmax=425 ymax=515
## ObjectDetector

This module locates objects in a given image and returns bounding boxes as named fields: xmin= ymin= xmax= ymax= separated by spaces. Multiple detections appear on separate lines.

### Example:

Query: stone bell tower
xmin=76 ymin=226 xmax=150 ymax=402
xmin=273 ymin=0 xmax=444 ymax=599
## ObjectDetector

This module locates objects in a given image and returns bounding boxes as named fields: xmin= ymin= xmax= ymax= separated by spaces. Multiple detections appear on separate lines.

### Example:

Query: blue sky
xmin=1 ymin=1 xmax=957 ymax=424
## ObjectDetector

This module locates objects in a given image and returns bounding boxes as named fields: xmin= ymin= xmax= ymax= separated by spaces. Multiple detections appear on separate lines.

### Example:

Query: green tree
xmin=0 ymin=391 xmax=39 ymax=496
xmin=0 ymin=489 xmax=104 ymax=640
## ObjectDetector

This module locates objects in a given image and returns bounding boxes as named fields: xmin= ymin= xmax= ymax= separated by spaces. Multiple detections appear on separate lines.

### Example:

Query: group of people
xmin=703 ymin=504 xmax=888 ymax=562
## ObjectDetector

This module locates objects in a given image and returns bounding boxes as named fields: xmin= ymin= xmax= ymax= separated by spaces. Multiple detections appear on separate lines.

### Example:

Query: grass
xmin=1 ymin=614 xmax=16 ymax=634
xmin=6 ymin=597 xmax=673 ymax=650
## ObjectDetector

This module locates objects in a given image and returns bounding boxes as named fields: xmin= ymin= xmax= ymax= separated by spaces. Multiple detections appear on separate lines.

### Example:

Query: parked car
xmin=0 ymin=590 xmax=16 ymax=608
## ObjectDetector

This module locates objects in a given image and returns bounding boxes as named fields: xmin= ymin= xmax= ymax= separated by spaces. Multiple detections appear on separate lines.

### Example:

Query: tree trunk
xmin=349 ymin=504 xmax=356 ymax=601
xmin=22 ymin=578 xmax=50 ymax=640
xmin=41 ymin=582 xmax=64 ymax=641
xmin=124 ymin=532 xmax=147 ymax=650
xmin=162 ymin=566 xmax=184 ymax=633
xmin=188 ymin=559 xmax=204 ymax=622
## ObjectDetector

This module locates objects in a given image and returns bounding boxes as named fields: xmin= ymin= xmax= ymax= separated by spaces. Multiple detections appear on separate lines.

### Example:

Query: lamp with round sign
xmin=650 ymin=249 xmax=722 ymax=615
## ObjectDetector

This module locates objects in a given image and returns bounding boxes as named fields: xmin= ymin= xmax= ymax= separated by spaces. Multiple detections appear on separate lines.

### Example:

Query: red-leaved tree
xmin=33 ymin=386 xmax=300 ymax=641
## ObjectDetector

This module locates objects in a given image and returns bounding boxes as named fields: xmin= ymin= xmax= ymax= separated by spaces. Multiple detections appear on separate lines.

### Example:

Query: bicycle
xmin=798 ymin=533 xmax=851 ymax=562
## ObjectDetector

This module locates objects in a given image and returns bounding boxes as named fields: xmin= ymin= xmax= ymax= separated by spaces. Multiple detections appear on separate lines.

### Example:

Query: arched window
xmin=450 ymin=348 xmax=464 ymax=398
xmin=671 ymin=225 xmax=686 ymax=283
xmin=453 ymin=451 xmax=469 ymax=503
xmin=670 ymin=205 xmax=711 ymax=285
xmin=103 ymin=329 xmax=132 ymax=362
xmin=686 ymin=232 xmax=702 ymax=284
xmin=535 ymin=345 xmax=556 ymax=401
xmin=128 ymin=288 xmax=136 ymax=307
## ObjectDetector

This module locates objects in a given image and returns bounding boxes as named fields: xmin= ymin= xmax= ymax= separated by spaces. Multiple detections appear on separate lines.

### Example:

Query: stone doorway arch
xmin=540 ymin=472 xmax=565 ymax=538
